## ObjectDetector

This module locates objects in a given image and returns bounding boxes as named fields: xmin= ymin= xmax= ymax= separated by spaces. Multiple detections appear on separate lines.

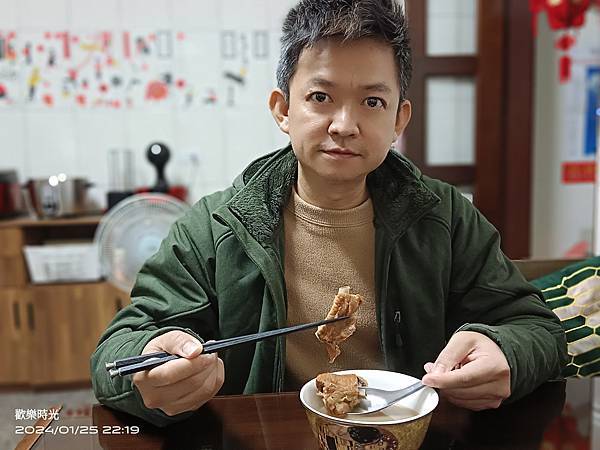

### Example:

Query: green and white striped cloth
xmin=531 ymin=257 xmax=600 ymax=378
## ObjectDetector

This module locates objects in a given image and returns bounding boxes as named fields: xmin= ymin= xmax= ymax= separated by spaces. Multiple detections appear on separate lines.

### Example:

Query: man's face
xmin=271 ymin=37 xmax=411 ymax=185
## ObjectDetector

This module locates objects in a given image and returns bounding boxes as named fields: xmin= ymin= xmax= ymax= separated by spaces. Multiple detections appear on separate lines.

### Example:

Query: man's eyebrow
xmin=361 ymin=82 xmax=392 ymax=94
xmin=305 ymin=78 xmax=392 ymax=94
xmin=306 ymin=77 xmax=335 ymax=88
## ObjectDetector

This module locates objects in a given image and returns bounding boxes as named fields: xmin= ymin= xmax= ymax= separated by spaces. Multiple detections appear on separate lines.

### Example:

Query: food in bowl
xmin=301 ymin=370 xmax=439 ymax=450
xmin=316 ymin=372 xmax=367 ymax=416
xmin=315 ymin=286 xmax=363 ymax=362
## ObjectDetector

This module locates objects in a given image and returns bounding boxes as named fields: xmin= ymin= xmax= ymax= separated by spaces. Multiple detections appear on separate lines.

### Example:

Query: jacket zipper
xmin=377 ymin=205 xmax=438 ymax=368
xmin=393 ymin=310 xmax=403 ymax=347
xmin=377 ymin=241 xmax=393 ymax=368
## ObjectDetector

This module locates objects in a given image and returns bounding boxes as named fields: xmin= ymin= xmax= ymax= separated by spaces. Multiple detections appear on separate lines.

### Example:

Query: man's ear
xmin=394 ymin=100 xmax=412 ymax=139
xmin=269 ymin=88 xmax=290 ymax=134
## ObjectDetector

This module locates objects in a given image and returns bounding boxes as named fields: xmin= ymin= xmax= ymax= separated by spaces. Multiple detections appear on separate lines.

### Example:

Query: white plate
xmin=299 ymin=369 xmax=439 ymax=425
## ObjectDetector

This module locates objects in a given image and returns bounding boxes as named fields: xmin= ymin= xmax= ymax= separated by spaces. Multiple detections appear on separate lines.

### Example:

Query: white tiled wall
xmin=26 ymin=111 xmax=79 ymax=176
xmin=171 ymin=0 xmax=222 ymax=31
xmin=0 ymin=0 xmax=18 ymax=28
xmin=18 ymin=0 xmax=70 ymax=29
xmin=70 ymin=0 xmax=121 ymax=29
xmin=0 ymin=111 xmax=27 ymax=174
xmin=221 ymin=0 xmax=271 ymax=30
xmin=0 ymin=0 xmax=296 ymax=207
xmin=119 ymin=0 xmax=173 ymax=28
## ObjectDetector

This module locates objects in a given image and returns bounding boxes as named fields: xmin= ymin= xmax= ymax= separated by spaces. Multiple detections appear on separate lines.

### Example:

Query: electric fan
xmin=94 ymin=193 xmax=190 ymax=293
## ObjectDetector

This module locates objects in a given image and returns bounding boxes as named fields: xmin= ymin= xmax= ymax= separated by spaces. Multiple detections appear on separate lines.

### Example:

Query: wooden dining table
xmin=16 ymin=380 xmax=568 ymax=450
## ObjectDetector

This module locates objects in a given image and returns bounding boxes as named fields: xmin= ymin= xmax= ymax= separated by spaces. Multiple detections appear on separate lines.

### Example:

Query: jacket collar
xmin=223 ymin=144 xmax=440 ymax=245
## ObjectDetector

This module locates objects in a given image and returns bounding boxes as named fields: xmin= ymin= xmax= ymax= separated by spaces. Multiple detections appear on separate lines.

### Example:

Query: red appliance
xmin=0 ymin=171 xmax=25 ymax=218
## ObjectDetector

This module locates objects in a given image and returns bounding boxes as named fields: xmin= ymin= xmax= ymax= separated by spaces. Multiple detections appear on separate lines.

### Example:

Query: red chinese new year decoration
xmin=529 ymin=0 xmax=599 ymax=82
xmin=541 ymin=403 xmax=590 ymax=450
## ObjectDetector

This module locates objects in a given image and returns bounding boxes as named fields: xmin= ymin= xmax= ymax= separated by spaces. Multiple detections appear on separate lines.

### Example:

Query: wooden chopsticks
xmin=106 ymin=316 xmax=349 ymax=378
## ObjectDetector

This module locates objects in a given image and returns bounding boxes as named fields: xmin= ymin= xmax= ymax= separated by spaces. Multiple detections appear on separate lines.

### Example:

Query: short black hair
xmin=276 ymin=0 xmax=412 ymax=101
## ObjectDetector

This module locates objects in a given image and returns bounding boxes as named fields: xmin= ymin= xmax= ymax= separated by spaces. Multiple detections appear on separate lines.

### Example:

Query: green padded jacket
xmin=90 ymin=145 xmax=567 ymax=427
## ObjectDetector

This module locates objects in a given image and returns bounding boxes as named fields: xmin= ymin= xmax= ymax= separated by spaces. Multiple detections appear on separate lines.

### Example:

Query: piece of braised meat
xmin=315 ymin=286 xmax=363 ymax=363
xmin=315 ymin=372 xmax=367 ymax=416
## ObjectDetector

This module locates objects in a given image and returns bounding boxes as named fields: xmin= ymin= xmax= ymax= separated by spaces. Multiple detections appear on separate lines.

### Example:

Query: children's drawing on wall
xmin=220 ymin=30 xmax=270 ymax=107
xmin=0 ymin=28 xmax=271 ymax=110
xmin=0 ymin=31 xmax=18 ymax=105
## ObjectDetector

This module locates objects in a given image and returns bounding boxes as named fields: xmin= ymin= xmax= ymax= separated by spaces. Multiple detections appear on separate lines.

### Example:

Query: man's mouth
xmin=322 ymin=148 xmax=359 ymax=158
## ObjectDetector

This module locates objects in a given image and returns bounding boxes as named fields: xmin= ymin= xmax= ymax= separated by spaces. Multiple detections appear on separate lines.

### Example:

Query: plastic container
xmin=23 ymin=243 xmax=101 ymax=284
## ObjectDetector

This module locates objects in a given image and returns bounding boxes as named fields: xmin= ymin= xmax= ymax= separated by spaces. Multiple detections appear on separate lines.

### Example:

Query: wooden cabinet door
xmin=0 ymin=227 xmax=27 ymax=287
xmin=0 ymin=288 xmax=31 ymax=384
xmin=28 ymin=283 xmax=124 ymax=385
xmin=105 ymin=283 xmax=131 ymax=315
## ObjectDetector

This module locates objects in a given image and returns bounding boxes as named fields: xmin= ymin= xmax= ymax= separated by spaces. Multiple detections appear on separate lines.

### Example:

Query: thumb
xmin=429 ymin=332 xmax=472 ymax=374
xmin=149 ymin=330 xmax=203 ymax=359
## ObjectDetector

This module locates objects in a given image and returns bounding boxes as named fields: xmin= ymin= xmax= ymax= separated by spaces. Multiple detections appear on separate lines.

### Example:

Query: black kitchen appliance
xmin=146 ymin=142 xmax=171 ymax=193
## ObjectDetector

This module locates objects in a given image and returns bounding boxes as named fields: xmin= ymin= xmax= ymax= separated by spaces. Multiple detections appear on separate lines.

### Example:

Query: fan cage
xmin=94 ymin=193 xmax=189 ymax=293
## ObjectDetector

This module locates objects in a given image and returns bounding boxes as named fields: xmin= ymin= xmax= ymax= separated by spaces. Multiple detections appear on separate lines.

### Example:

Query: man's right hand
xmin=132 ymin=330 xmax=224 ymax=416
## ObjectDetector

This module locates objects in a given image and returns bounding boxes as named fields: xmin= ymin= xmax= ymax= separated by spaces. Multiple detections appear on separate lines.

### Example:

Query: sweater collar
xmin=222 ymin=144 xmax=440 ymax=246
xmin=286 ymin=186 xmax=374 ymax=228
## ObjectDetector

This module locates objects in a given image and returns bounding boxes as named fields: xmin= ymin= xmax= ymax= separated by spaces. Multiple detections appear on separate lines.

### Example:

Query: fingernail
xmin=421 ymin=375 xmax=435 ymax=387
xmin=424 ymin=363 xmax=434 ymax=373
xmin=182 ymin=341 xmax=200 ymax=357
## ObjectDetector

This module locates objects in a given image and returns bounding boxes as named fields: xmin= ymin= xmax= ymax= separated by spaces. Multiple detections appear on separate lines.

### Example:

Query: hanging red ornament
xmin=555 ymin=32 xmax=577 ymax=81
xmin=529 ymin=0 xmax=594 ymax=83
xmin=554 ymin=33 xmax=576 ymax=50
xmin=559 ymin=54 xmax=573 ymax=82
xmin=545 ymin=0 xmax=589 ymax=29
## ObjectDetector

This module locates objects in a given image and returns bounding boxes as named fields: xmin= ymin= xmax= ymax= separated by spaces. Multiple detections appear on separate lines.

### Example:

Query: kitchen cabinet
xmin=0 ymin=216 xmax=130 ymax=387
xmin=0 ymin=288 xmax=31 ymax=384
xmin=28 ymin=283 xmax=125 ymax=384
xmin=0 ymin=227 xmax=27 ymax=286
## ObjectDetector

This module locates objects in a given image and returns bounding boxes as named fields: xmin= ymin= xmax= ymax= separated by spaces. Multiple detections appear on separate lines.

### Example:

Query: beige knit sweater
xmin=283 ymin=188 xmax=385 ymax=390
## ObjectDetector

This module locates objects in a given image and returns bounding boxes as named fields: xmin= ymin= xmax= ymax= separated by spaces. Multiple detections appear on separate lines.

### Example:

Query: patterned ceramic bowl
xmin=300 ymin=369 xmax=439 ymax=450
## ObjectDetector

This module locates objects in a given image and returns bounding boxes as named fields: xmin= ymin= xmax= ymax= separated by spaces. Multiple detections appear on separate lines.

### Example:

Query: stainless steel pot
xmin=26 ymin=176 xmax=93 ymax=218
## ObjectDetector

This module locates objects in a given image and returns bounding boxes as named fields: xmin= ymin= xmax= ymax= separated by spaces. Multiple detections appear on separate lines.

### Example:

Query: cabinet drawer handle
xmin=13 ymin=301 xmax=21 ymax=330
xmin=27 ymin=302 xmax=35 ymax=331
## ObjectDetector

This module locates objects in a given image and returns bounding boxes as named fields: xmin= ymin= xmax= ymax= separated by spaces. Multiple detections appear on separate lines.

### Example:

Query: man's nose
xmin=328 ymin=107 xmax=359 ymax=137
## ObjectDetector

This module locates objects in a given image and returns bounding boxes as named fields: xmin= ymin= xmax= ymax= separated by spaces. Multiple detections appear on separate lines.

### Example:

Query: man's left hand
xmin=421 ymin=331 xmax=511 ymax=410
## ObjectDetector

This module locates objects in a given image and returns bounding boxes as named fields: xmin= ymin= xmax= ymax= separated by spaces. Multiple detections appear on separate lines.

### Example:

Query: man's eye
xmin=309 ymin=92 xmax=330 ymax=103
xmin=365 ymin=97 xmax=385 ymax=108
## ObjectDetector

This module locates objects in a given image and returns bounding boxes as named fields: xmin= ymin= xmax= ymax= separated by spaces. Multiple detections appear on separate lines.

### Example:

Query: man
xmin=91 ymin=0 xmax=567 ymax=426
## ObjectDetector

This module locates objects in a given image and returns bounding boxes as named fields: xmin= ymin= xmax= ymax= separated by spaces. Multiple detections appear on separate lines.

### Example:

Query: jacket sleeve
xmin=445 ymin=188 xmax=568 ymax=402
xmin=90 ymin=199 xmax=220 ymax=427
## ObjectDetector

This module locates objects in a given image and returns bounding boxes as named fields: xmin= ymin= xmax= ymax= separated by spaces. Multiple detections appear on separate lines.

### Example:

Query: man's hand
xmin=421 ymin=331 xmax=511 ymax=410
xmin=132 ymin=331 xmax=224 ymax=416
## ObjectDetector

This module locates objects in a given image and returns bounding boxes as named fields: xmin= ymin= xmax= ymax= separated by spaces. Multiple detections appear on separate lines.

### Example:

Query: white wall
xmin=0 ymin=0 xmax=295 ymax=207
xmin=531 ymin=9 xmax=600 ymax=258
